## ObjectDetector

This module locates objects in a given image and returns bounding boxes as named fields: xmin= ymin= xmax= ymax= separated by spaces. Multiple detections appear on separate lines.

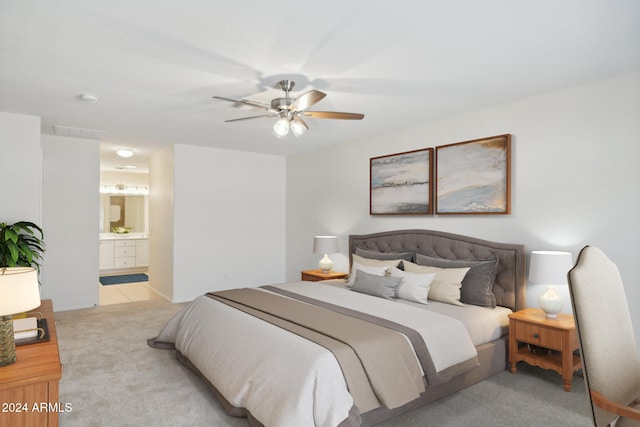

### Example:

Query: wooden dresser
xmin=0 ymin=300 xmax=63 ymax=427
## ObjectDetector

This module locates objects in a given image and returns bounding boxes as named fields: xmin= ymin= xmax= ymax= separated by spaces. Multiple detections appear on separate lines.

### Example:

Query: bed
xmin=149 ymin=229 xmax=526 ymax=427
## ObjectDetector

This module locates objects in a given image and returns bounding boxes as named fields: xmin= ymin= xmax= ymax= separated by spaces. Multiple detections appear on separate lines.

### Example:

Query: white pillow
xmin=403 ymin=261 xmax=470 ymax=306
xmin=390 ymin=267 xmax=435 ymax=304
xmin=347 ymin=262 xmax=389 ymax=286
xmin=352 ymin=253 xmax=403 ymax=269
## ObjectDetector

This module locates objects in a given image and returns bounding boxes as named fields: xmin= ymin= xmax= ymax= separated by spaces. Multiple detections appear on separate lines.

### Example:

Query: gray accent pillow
xmin=414 ymin=254 xmax=499 ymax=308
xmin=351 ymin=270 xmax=402 ymax=300
xmin=354 ymin=247 xmax=413 ymax=262
xmin=346 ymin=262 xmax=390 ymax=286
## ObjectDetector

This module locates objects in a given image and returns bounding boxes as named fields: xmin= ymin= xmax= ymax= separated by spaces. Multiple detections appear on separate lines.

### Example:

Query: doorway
xmin=98 ymin=170 xmax=154 ymax=305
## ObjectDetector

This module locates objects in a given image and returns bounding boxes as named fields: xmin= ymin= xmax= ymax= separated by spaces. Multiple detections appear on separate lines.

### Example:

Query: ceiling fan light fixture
xmin=273 ymin=117 xmax=290 ymax=139
xmin=215 ymin=79 xmax=364 ymax=139
xmin=290 ymin=116 xmax=308 ymax=138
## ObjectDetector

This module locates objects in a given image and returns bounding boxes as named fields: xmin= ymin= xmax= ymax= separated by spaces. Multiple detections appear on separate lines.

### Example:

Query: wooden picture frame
xmin=370 ymin=148 xmax=433 ymax=215
xmin=436 ymin=134 xmax=511 ymax=214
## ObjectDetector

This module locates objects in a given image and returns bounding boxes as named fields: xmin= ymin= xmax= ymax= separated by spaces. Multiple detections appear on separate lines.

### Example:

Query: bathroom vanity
xmin=99 ymin=234 xmax=149 ymax=273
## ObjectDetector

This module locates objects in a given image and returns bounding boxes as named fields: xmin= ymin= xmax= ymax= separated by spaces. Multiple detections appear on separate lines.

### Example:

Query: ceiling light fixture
xmin=100 ymin=185 xmax=148 ymax=195
xmin=215 ymin=79 xmax=363 ymax=140
xmin=272 ymin=114 xmax=308 ymax=139
xmin=116 ymin=148 xmax=134 ymax=158
xmin=290 ymin=116 xmax=308 ymax=138
xmin=272 ymin=117 xmax=290 ymax=139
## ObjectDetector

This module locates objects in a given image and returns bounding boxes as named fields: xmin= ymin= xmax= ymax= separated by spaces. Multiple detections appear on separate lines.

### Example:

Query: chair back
xmin=568 ymin=246 xmax=640 ymax=427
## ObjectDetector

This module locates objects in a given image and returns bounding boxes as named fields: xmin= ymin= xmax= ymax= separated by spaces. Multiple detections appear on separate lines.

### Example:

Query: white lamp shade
xmin=0 ymin=267 xmax=41 ymax=316
xmin=313 ymin=236 xmax=338 ymax=254
xmin=529 ymin=251 xmax=573 ymax=285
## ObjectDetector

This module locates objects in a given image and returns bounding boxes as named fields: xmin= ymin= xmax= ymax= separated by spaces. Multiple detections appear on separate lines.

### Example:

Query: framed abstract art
xmin=435 ymin=134 xmax=511 ymax=214
xmin=370 ymin=148 xmax=433 ymax=215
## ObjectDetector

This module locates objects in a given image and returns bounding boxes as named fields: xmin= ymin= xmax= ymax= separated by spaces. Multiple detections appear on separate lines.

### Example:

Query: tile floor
xmin=98 ymin=280 xmax=163 ymax=305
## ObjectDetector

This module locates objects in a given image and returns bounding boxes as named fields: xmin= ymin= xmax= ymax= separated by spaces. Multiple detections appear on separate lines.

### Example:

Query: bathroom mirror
xmin=100 ymin=194 xmax=147 ymax=233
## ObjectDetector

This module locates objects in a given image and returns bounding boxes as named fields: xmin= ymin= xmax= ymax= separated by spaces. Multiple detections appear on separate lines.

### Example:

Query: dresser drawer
xmin=114 ymin=257 xmax=136 ymax=269
xmin=513 ymin=322 xmax=562 ymax=350
xmin=114 ymin=240 xmax=136 ymax=247
xmin=115 ymin=246 xmax=136 ymax=258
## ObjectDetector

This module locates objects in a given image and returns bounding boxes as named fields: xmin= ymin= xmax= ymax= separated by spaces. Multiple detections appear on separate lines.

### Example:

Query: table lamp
xmin=313 ymin=236 xmax=338 ymax=274
xmin=0 ymin=267 xmax=41 ymax=366
xmin=529 ymin=251 xmax=573 ymax=318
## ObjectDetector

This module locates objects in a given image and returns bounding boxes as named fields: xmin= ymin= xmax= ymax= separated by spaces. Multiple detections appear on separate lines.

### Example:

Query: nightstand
xmin=301 ymin=270 xmax=348 ymax=282
xmin=509 ymin=308 xmax=581 ymax=391
xmin=0 ymin=300 xmax=63 ymax=426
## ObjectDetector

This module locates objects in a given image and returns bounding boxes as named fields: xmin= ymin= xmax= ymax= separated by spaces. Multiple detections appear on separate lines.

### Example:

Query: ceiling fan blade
xmin=224 ymin=114 xmax=279 ymax=123
xmin=302 ymin=111 xmax=364 ymax=120
xmin=213 ymin=96 xmax=272 ymax=111
xmin=290 ymin=90 xmax=326 ymax=112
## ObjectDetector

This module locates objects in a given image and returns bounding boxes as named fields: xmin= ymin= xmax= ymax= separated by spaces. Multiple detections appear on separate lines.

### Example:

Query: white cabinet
xmin=99 ymin=238 xmax=149 ymax=271
xmin=114 ymin=240 xmax=136 ymax=269
xmin=99 ymin=240 xmax=114 ymax=269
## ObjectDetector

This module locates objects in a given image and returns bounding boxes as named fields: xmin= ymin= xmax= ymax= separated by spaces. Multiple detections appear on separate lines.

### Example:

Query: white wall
xmin=286 ymin=72 xmax=640 ymax=342
xmin=0 ymin=112 xmax=41 ymax=223
xmin=0 ymin=112 xmax=100 ymax=311
xmin=41 ymin=135 xmax=100 ymax=310
xmin=156 ymin=144 xmax=287 ymax=303
xmin=100 ymin=170 xmax=149 ymax=187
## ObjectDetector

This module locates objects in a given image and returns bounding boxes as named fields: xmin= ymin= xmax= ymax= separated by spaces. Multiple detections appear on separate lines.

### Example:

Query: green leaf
xmin=0 ymin=221 xmax=45 ymax=270
xmin=5 ymin=228 xmax=18 ymax=244
xmin=7 ymin=240 xmax=19 ymax=264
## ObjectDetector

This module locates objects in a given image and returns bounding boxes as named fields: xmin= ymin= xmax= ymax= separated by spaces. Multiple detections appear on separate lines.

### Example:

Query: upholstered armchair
xmin=568 ymin=246 xmax=640 ymax=427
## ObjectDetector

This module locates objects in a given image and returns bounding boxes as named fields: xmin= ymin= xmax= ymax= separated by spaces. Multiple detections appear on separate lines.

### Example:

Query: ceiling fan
xmin=213 ymin=80 xmax=364 ymax=138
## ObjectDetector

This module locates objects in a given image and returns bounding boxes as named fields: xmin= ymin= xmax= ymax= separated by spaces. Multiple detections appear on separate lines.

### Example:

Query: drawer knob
xmin=533 ymin=333 xmax=539 ymax=339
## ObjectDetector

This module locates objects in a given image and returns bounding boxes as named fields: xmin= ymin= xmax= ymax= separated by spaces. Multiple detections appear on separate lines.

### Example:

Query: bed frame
xmin=171 ymin=229 xmax=526 ymax=426
xmin=348 ymin=229 xmax=526 ymax=426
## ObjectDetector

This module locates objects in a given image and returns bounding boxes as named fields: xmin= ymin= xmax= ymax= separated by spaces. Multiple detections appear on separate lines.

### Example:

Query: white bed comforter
xmin=152 ymin=281 xmax=477 ymax=427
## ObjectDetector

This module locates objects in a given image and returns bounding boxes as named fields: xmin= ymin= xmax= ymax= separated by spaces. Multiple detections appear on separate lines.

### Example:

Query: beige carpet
xmin=55 ymin=298 xmax=592 ymax=427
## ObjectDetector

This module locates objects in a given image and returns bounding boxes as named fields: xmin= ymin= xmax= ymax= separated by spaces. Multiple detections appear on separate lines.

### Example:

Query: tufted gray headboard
xmin=349 ymin=229 xmax=526 ymax=311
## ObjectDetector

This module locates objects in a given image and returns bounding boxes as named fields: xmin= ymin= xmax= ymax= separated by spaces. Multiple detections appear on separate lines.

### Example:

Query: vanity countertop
xmin=100 ymin=233 xmax=148 ymax=240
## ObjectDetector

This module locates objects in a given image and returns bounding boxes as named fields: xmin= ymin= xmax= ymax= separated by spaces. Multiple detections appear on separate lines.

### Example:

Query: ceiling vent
xmin=53 ymin=125 xmax=106 ymax=140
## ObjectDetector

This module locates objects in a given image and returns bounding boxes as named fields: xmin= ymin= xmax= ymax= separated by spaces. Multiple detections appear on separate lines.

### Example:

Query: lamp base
xmin=318 ymin=254 xmax=334 ymax=273
xmin=538 ymin=285 xmax=564 ymax=319
xmin=0 ymin=316 xmax=16 ymax=367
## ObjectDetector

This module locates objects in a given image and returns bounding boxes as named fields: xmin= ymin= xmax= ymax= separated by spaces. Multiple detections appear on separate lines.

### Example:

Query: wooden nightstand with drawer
xmin=508 ymin=308 xmax=581 ymax=391
xmin=0 ymin=300 xmax=63 ymax=426
xmin=301 ymin=270 xmax=348 ymax=282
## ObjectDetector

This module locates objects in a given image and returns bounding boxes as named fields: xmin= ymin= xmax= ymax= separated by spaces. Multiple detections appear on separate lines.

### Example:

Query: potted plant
xmin=0 ymin=221 xmax=45 ymax=271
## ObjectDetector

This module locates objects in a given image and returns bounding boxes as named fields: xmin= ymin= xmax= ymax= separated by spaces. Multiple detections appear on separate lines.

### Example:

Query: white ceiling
xmin=1 ymin=0 xmax=639 ymax=173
